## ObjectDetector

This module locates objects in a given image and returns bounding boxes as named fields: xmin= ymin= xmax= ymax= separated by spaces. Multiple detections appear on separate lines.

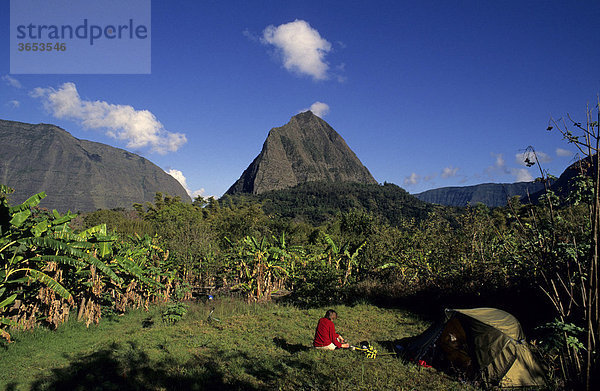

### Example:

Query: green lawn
xmin=0 ymin=299 xmax=477 ymax=390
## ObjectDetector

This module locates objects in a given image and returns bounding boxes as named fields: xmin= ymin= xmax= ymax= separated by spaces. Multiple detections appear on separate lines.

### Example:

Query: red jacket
xmin=313 ymin=317 xmax=341 ymax=348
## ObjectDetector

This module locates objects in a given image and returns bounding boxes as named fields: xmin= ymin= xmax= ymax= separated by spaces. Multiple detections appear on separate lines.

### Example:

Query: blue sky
xmin=1 ymin=0 xmax=600 ymax=199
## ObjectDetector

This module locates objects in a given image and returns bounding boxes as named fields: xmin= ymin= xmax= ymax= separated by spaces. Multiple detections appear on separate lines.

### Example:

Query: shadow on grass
xmin=141 ymin=317 xmax=154 ymax=328
xmin=27 ymin=341 xmax=256 ymax=391
xmin=24 ymin=340 xmax=332 ymax=391
xmin=272 ymin=337 xmax=311 ymax=354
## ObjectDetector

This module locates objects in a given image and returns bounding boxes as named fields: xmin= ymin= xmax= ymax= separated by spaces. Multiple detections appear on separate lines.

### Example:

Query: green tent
xmin=403 ymin=307 xmax=546 ymax=388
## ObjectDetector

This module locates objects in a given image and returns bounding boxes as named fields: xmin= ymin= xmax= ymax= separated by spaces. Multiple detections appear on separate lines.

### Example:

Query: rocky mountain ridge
xmin=226 ymin=111 xmax=377 ymax=195
xmin=0 ymin=119 xmax=190 ymax=211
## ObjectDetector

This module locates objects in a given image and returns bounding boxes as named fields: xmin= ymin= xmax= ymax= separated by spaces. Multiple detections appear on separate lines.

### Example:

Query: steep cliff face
xmin=226 ymin=111 xmax=377 ymax=195
xmin=0 ymin=119 xmax=190 ymax=211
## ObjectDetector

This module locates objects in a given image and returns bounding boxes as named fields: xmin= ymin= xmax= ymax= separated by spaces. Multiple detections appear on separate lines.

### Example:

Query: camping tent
xmin=403 ymin=307 xmax=546 ymax=388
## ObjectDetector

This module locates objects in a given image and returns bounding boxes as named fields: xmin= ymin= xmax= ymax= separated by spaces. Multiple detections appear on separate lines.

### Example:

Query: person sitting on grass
xmin=313 ymin=309 xmax=350 ymax=350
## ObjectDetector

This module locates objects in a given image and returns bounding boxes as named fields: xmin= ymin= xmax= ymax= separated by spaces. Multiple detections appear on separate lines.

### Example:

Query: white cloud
xmin=262 ymin=19 xmax=332 ymax=80
xmin=514 ymin=168 xmax=533 ymax=182
xmin=8 ymin=100 xmax=20 ymax=108
xmin=486 ymin=153 xmax=510 ymax=176
xmin=494 ymin=153 xmax=506 ymax=169
xmin=487 ymin=152 xmax=535 ymax=182
xmin=441 ymin=166 xmax=459 ymax=178
xmin=166 ymin=169 xmax=188 ymax=190
xmin=301 ymin=101 xmax=330 ymax=118
xmin=516 ymin=150 xmax=551 ymax=166
xmin=539 ymin=151 xmax=552 ymax=163
xmin=191 ymin=189 xmax=206 ymax=199
xmin=166 ymin=169 xmax=204 ymax=199
xmin=556 ymin=147 xmax=573 ymax=157
xmin=404 ymin=172 xmax=420 ymax=186
xmin=2 ymin=75 xmax=22 ymax=89
xmin=31 ymin=82 xmax=186 ymax=154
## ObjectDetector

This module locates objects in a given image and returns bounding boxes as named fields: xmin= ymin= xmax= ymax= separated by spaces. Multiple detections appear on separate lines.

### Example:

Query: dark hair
xmin=325 ymin=309 xmax=337 ymax=320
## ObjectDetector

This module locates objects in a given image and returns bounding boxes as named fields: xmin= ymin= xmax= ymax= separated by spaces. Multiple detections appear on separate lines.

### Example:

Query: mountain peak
xmin=292 ymin=110 xmax=318 ymax=120
xmin=226 ymin=114 xmax=376 ymax=195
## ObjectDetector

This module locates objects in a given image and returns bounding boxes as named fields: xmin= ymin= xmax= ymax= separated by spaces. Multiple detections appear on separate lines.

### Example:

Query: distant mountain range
xmin=414 ymin=182 xmax=547 ymax=207
xmin=414 ymin=154 xmax=595 ymax=207
xmin=0 ymin=119 xmax=189 ymax=211
xmin=226 ymin=111 xmax=377 ymax=195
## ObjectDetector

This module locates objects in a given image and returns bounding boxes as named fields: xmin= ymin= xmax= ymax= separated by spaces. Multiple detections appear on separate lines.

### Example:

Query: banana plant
xmin=321 ymin=234 xmax=366 ymax=285
xmin=112 ymin=234 xmax=168 ymax=293
xmin=268 ymin=232 xmax=304 ymax=289
xmin=0 ymin=186 xmax=119 ymax=338
xmin=341 ymin=240 xmax=366 ymax=286
xmin=225 ymin=235 xmax=296 ymax=302
xmin=323 ymin=234 xmax=341 ymax=268
xmin=1 ymin=190 xmax=72 ymax=307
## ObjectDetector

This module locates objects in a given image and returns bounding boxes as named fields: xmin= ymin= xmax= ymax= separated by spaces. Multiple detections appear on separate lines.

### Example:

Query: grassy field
xmin=0 ymin=299 xmax=478 ymax=390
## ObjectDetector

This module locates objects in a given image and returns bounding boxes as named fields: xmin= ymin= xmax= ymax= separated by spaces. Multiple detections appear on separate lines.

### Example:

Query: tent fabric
xmin=449 ymin=308 xmax=525 ymax=340
xmin=500 ymin=343 xmax=547 ymax=388
xmin=403 ymin=307 xmax=546 ymax=388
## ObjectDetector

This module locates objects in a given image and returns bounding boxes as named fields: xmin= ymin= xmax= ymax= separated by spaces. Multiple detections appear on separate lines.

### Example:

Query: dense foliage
xmin=221 ymin=181 xmax=436 ymax=226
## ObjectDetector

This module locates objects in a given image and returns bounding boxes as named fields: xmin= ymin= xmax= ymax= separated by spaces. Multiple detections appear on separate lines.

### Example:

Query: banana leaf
xmin=31 ymin=220 xmax=50 ymax=237
xmin=114 ymin=256 xmax=162 ymax=288
xmin=69 ymin=241 xmax=95 ymax=250
xmin=0 ymin=294 xmax=16 ymax=309
xmin=20 ymin=237 xmax=88 ymax=257
xmin=8 ymin=191 xmax=46 ymax=213
xmin=95 ymin=241 xmax=113 ymax=259
xmin=0 ymin=317 xmax=16 ymax=326
xmin=20 ymin=237 xmax=121 ymax=283
xmin=84 ymin=255 xmax=122 ymax=284
xmin=3 ymin=277 xmax=29 ymax=284
xmin=27 ymin=269 xmax=72 ymax=300
xmin=9 ymin=209 xmax=31 ymax=227
xmin=76 ymin=224 xmax=107 ymax=239
xmin=30 ymin=255 xmax=86 ymax=268
xmin=0 ymin=185 xmax=14 ymax=195
xmin=51 ymin=212 xmax=77 ymax=226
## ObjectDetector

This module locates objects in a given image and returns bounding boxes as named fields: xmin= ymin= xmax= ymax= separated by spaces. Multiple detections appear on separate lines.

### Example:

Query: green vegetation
xmin=1 ymin=186 xmax=182 ymax=339
xmin=221 ymin=181 xmax=435 ymax=226
xmin=0 ymin=299 xmax=476 ymax=391
xmin=1 ymin=103 xmax=599 ymax=389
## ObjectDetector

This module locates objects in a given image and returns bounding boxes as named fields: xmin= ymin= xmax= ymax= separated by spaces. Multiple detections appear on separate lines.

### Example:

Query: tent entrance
xmin=439 ymin=317 xmax=473 ymax=373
